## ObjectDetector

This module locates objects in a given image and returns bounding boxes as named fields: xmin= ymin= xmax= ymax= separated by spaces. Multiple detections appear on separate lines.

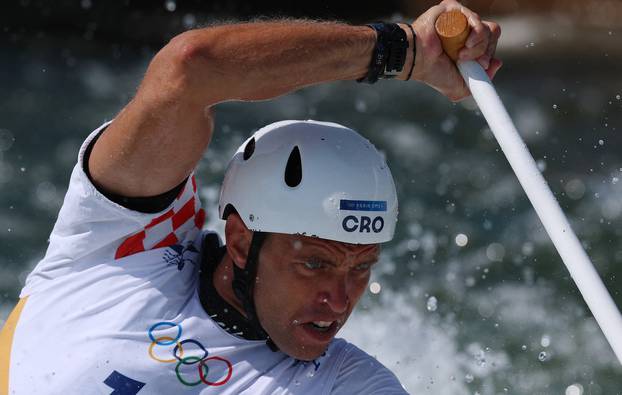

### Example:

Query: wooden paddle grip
xmin=435 ymin=10 xmax=470 ymax=62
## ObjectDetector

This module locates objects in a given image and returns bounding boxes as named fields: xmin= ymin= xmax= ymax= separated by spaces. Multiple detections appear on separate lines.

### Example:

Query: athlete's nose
xmin=318 ymin=274 xmax=350 ymax=314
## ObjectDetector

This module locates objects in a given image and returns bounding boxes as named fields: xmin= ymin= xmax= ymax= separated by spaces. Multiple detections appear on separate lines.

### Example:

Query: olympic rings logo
xmin=147 ymin=321 xmax=233 ymax=387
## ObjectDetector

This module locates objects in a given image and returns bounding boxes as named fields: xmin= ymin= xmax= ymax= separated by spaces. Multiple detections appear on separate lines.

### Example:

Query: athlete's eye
xmin=354 ymin=262 xmax=372 ymax=271
xmin=304 ymin=260 xmax=325 ymax=270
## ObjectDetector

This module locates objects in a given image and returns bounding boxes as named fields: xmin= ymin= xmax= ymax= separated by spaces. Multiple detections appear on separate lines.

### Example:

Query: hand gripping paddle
xmin=435 ymin=10 xmax=622 ymax=364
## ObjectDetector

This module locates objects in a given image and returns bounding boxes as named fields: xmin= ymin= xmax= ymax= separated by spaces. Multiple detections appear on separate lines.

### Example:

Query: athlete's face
xmin=253 ymin=233 xmax=379 ymax=361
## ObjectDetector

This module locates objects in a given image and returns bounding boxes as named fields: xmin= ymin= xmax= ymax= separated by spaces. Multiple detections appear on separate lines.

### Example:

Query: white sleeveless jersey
xmin=2 ymin=123 xmax=408 ymax=395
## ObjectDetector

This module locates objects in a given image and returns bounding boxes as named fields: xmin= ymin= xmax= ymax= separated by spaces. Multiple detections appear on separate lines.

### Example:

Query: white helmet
xmin=218 ymin=120 xmax=398 ymax=244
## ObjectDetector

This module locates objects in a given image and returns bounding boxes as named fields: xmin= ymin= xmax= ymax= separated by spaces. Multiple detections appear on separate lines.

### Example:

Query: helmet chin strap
xmin=231 ymin=231 xmax=279 ymax=352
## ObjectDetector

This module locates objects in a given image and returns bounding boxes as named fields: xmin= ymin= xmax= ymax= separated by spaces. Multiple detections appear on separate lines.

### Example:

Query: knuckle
xmin=494 ymin=23 xmax=502 ymax=38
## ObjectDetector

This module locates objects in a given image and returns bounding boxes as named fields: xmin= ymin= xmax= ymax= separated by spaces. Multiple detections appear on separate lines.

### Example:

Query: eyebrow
xmin=306 ymin=256 xmax=379 ymax=268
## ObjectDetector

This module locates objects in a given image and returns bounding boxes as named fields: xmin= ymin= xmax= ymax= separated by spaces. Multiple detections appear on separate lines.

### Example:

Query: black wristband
xmin=358 ymin=23 xmax=408 ymax=84
xmin=357 ymin=23 xmax=387 ymax=84
xmin=406 ymin=24 xmax=416 ymax=80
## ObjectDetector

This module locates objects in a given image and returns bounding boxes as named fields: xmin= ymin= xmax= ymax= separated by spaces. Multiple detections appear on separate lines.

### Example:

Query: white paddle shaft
xmin=458 ymin=60 xmax=622 ymax=364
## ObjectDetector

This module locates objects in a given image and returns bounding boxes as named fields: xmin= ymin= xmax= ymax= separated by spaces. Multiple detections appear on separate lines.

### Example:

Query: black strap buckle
xmin=358 ymin=22 xmax=408 ymax=84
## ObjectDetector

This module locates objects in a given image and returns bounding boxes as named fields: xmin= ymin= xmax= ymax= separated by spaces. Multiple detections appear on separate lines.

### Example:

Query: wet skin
xmin=214 ymin=213 xmax=380 ymax=361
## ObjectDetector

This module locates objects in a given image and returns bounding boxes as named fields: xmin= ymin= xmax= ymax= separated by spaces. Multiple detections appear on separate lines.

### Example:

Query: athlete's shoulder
xmin=330 ymin=340 xmax=408 ymax=395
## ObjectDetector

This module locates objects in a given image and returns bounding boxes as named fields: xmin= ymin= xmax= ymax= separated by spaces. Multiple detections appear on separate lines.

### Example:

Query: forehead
xmin=267 ymin=233 xmax=380 ymax=259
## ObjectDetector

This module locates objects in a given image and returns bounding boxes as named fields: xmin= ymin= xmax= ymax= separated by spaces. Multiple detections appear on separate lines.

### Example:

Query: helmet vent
xmin=243 ymin=137 xmax=255 ymax=160
xmin=284 ymin=146 xmax=302 ymax=187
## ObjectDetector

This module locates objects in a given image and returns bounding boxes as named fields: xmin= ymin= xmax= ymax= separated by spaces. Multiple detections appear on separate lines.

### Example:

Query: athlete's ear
xmin=225 ymin=212 xmax=252 ymax=269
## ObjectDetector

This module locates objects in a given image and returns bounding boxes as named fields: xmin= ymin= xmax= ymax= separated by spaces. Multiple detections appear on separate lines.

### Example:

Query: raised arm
xmin=88 ymin=0 xmax=500 ymax=199
xmin=89 ymin=22 xmax=379 ymax=198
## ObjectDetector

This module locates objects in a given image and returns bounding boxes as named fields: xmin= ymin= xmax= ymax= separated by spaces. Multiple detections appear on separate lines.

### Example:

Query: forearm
xmin=160 ymin=21 xmax=383 ymax=104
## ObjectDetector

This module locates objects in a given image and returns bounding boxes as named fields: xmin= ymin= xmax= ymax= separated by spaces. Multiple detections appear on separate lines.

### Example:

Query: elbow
xmin=147 ymin=30 xmax=220 ymax=101
xmin=165 ymin=30 xmax=212 ymax=68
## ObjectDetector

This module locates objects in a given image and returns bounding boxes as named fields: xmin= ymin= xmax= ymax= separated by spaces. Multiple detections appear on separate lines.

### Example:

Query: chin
xmin=266 ymin=319 xmax=341 ymax=361
xmin=281 ymin=343 xmax=328 ymax=362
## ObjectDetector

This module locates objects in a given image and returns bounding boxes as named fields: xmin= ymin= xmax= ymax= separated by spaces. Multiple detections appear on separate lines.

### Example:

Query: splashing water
xmin=426 ymin=296 xmax=438 ymax=312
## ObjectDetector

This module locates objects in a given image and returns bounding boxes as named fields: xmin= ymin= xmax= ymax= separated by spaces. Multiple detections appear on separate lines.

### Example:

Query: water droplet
xmin=36 ymin=181 xmax=57 ymax=204
xmin=426 ymin=296 xmax=438 ymax=312
xmin=616 ymin=94 xmax=621 ymax=100
xmin=565 ymin=179 xmax=586 ymax=200
xmin=455 ymin=233 xmax=468 ymax=247
xmin=292 ymin=319 xmax=300 ymax=325
xmin=598 ymin=139 xmax=604 ymax=146
xmin=538 ymin=351 xmax=549 ymax=361
xmin=521 ymin=344 xmax=527 ymax=351
xmin=369 ymin=282 xmax=381 ymax=294
xmin=565 ymin=383 xmax=584 ymax=395
xmin=165 ymin=0 xmax=176 ymax=12
xmin=612 ymin=177 xmax=619 ymax=184
xmin=486 ymin=243 xmax=505 ymax=262
xmin=552 ymin=104 xmax=558 ymax=109
xmin=183 ymin=13 xmax=197 ymax=29
xmin=474 ymin=349 xmax=487 ymax=367
xmin=355 ymin=99 xmax=367 ymax=113
xmin=0 ymin=129 xmax=15 ymax=151
xmin=465 ymin=373 xmax=474 ymax=383
xmin=521 ymin=242 xmax=534 ymax=256
xmin=540 ymin=334 xmax=551 ymax=348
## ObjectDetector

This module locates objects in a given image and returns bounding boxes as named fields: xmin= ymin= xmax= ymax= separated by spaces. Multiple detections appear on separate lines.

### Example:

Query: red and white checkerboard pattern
xmin=114 ymin=175 xmax=205 ymax=260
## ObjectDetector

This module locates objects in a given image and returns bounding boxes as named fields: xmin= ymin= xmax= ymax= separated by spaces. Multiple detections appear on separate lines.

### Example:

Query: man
xmin=0 ymin=0 xmax=500 ymax=393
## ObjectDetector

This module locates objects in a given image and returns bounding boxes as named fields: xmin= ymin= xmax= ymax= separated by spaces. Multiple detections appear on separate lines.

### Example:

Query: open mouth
xmin=298 ymin=319 xmax=341 ymax=343
xmin=309 ymin=321 xmax=334 ymax=332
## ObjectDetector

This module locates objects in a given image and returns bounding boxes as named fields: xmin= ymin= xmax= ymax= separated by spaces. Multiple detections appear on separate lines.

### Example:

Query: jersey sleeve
xmin=331 ymin=343 xmax=409 ymax=395
xmin=20 ymin=122 xmax=206 ymax=297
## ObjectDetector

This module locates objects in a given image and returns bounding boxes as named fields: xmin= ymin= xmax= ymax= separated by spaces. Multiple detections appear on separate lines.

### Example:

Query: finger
xmin=483 ymin=21 xmax=501 ymax=60
xmin=476 ymin=54 xmax=491 ymax=70
xmin=485 ymin=20 xmax=502 ymax=42
xmin=439 ymin=0 xmax=464 ymax=12
xmin=451 ymin=85 xmax=471 ymax=102
xmin=427 ymin=2 xmax=459 ymax=23
xmin=464 ymin=14 xmax=485 ymax=49
xmin=486 ymin=58 xmax=503 ymax=80
xmin=460 ymin=7 xmax=489 ymax=45
xmin=413 ymin=3 xmax=449 ymax=58
xmin=459 ymin=39 xmax=489 ymax=61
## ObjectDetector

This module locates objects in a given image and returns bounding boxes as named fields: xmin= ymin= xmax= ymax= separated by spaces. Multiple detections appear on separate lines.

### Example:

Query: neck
xmin=213 ymin=253 xmax=247 ymax=317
